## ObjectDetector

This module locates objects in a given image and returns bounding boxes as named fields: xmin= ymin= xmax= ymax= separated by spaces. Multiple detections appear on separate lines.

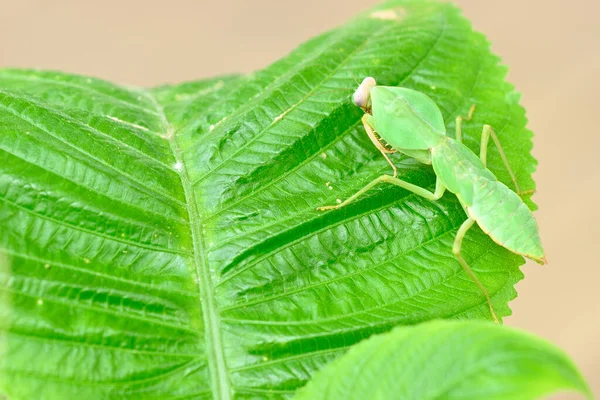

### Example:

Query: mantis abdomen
xmin=432 ymin=138 xmax=545 ymax=264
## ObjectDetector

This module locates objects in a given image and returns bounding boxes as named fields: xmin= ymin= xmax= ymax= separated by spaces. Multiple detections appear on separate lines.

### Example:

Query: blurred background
xmin=1 ymin=0 xmax=598 ymax=397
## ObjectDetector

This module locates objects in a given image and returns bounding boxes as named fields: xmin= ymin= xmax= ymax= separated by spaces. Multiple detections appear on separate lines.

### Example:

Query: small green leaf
xmin=295 ymin=320 xmax=591 ymax=400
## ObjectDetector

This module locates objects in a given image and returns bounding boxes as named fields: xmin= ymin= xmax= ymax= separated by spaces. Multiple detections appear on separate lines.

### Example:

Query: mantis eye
xmin=352 ymin=77 xmax=377 ymax=109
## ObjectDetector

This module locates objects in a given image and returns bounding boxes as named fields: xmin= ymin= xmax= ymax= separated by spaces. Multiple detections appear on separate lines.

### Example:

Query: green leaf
xmin=294 ymin=320 xmax=591 ymax=400
xmin=0 ymin=0 xmax=540 ymax=398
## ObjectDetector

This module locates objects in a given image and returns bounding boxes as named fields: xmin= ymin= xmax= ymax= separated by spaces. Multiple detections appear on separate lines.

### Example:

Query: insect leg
xmin=362 ymin=114 xmax=398 ymax=178
xmin=454 ymin=104 xmax=476 ymax=142
xmin=480 ymin=125 xmax=521 ymax=194
xmin=317 ymin=175 xmax=445 ymax=211
xmin=452 ymin=217 xmax=499 ymax=323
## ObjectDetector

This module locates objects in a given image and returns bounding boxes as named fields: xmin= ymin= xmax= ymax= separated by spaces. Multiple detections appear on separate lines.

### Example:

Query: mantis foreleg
xmin=452 ymin=217 xmax=499 ymax=323
xmin=317 ymin=175 xmax=446 ymax=211
xmin=362 ymin=114 xmax=398 ymax=178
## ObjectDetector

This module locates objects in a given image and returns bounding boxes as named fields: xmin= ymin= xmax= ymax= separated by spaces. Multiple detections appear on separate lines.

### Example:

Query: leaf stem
xmin=146 ymin=92 xmax=232 ymax=400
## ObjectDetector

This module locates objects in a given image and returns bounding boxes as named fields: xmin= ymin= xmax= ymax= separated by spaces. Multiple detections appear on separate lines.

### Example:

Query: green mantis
xmin=317 ymin=77 xmax=546 ymax=323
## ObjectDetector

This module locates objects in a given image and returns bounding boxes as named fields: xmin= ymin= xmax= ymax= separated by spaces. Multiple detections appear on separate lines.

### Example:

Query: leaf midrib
xmin=144 ymin=92 xmax=231 ymax=400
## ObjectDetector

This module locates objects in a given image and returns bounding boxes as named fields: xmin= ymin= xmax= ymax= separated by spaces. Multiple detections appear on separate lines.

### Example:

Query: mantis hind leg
xmin=479 ymin=125 xmax=524 ymax=194
xmin=453 ymin=217 xmax=499 ymax=323
xmin=362 ymin=114 xmax=398 ymax=177
xmin=455 ymin=105 xmax=525 ymax=195
xmin=454 ymin=104 xmax=476 ymax=143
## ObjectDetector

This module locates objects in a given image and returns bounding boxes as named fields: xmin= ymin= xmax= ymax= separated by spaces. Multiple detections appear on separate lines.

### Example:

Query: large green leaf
xmin=295 ymin=320 xmax=591 ymax=400
xmin=0 ymin=0 xmax=538 ymax=398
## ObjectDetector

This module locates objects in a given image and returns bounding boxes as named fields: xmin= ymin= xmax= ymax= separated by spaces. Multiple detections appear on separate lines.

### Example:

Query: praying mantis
xmin=317 ymin=77 xmax=546 ymax=323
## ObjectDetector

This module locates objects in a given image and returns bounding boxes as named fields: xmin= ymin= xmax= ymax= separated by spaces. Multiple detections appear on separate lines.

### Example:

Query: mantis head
xmin=352 ymin=77 xmax=377 ymax=112
xmin=352 ymin=78 xmax=446 ymax=152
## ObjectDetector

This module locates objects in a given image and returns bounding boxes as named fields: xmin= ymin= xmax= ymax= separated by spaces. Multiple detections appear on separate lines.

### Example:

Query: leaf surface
xmin=0 ymin=0 xmax=538 ymax=398
xmin=294 ymin=321 xmax=591 ymax=400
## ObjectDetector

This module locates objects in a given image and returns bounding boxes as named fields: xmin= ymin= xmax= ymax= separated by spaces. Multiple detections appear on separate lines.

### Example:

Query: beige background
xmin=1 ymin=0 xmax=598 ymax=397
